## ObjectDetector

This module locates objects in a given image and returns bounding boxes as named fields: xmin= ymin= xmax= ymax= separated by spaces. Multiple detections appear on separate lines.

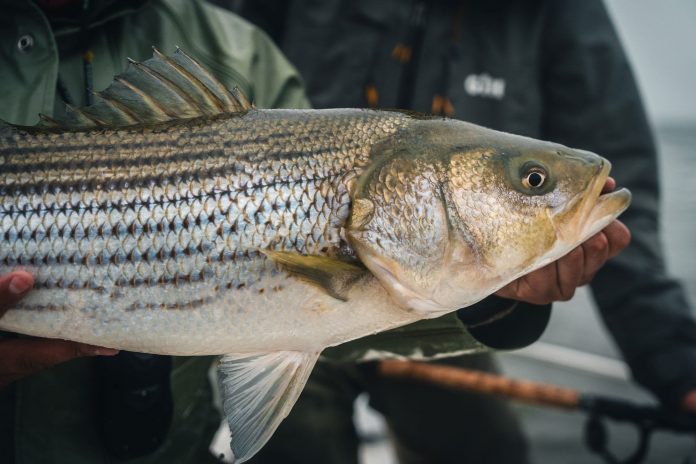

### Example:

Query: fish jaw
xmin=552 ymin=157 xmax=631 ymax=249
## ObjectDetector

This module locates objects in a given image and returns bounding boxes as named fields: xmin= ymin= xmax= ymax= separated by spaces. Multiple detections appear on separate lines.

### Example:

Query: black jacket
xmin=241 ymin=0 xmax=696 ymax=408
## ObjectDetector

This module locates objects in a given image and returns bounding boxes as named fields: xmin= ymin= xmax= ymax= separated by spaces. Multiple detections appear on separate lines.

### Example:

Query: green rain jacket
xmin=0 ymin=1 xmax=549 ymax=462
xmin=0 ymin=1 xmax=310 ymax=462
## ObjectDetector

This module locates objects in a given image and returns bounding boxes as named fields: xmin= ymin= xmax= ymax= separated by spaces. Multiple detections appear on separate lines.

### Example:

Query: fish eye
xmin=522 ymin=167 xmax=547 ymax=189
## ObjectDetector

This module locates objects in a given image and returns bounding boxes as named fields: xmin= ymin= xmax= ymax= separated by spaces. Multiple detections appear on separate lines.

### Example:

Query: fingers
xmin=578 ymin=232 xmax=610 ymax=285
xmin=602 ymin=219 xmax=631 ymax=258
xmin=495 ymin=220 xmax=630 ymax=305
xmin=0 ymin=271 xmax=120 ymax=387
xmin=495 ymin=263 xmax=564 ymax=305
xmin=602 ymin=177 xmax=616 ymax=193
xmin=682 ymin=390 xmax=696 ymax=415
xmin=555 ymin=246 xmax=584 ymax=300
xmin=0 ymin=338 xmax=119 ymax=387
xmin=575 ymin=220 xmax=630 ymax=285
xmin=0 ymin=271 xmax=34 ymax=316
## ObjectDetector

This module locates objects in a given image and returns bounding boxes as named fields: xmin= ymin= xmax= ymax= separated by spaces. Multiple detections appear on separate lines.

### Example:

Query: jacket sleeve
xmin=540 ymin=0 xmax=696 ymax=408
xmin=458 ymin=298 xmax=551 ymax=351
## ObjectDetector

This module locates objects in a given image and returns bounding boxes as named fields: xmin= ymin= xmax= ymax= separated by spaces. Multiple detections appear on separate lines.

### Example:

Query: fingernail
xmin=8 ymin=275 xmax=32 ymax=295
xmin=92 ymin=348 xmax=120 ymax=356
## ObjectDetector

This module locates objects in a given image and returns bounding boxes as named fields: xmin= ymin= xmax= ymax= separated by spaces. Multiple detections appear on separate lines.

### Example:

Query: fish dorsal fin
xmin=218 ymin=351 xmax=320 ymax=463
xmin=45 ymin=48 xmax=253 ymax=129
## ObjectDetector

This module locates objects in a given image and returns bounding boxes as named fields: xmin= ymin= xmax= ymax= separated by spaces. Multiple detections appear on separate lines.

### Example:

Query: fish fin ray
xmin=37 ymin=113 xmax=61 ymax=127
xmin=43 ymin=47 xmax=252 ymax=129
xmin=260 ymin=250 xmax=368 ymax=301
xmin=218 ymin=350 xmax=319 ymax=463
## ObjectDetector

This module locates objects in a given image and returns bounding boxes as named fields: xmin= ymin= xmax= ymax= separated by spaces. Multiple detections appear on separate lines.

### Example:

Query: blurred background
xmin=355 ymin=1 xmax=696 ymax=462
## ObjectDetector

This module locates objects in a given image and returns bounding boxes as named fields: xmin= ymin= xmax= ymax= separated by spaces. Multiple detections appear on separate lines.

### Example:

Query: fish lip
xmin=578 ymin=156 xmax=612 ymax=221
xmin=581 ymin=157 xmax=631 ymax=237
xmin=581 ymin=187 xmax=631 ymax=238
xmin=551 ymin=157 xmax=631 ymax=245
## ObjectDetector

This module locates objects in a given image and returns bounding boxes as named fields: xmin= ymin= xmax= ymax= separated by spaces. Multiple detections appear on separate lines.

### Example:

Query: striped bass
xmin=0 ymin=49 xmax=631 ymax=462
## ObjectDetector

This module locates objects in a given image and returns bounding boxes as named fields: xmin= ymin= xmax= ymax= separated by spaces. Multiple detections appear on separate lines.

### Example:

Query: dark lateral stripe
xmin=27 ymin=273 xmax=247 ymax=291
xmin=0 ymin=129 xmax=315 ymax=174
xmin=19 ymin=250 xmax=265 ymax=287
xmin=1 ymin=170 xmax=341 ymax=217
xmin=123 ymin=282 xmax=286 ymax=311
xmin=1 ymin=136 xmax=363 ymax=184
xmin=16 ymin=279 xmax=254 ymax=312
xmin=0 ymin=138 xmax=360 ymax=177
xmin=125 ymin=294 xmax=219 ymax=311
xmin=0 ymin=117 xmax=331 ymax=166
xmin=1 ymin=148 xmax=226 ymax=175
xmin=15 ymin=294 xmax=220 ymax=312
xmin=17 ymin=279 xmax=287 ymax=312
xmin=14 ymin=303 xmax=70 ymax=312
xmin=1 ymin=246 xmax=258 ymax=272
xmin=231 ymin=143 xmax=364 ymax=164
xmin=0 ymin=140 xmax=162 ymax=157
xmin=1 ymin=149 xmax=345 ymax=199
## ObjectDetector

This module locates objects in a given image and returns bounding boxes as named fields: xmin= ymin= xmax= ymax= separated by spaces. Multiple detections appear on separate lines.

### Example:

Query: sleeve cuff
xmin=457 ymin=297 xmax=551 ymax=350
xmin=633 ymin=346 xmax=696 ymax=410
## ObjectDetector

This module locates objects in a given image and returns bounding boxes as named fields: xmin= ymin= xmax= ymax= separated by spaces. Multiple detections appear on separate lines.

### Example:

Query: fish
xmin=0 ymin=49 xmax=631 ymax=462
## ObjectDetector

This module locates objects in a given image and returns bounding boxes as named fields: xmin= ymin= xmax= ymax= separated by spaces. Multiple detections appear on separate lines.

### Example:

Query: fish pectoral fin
xmin=260 ymin=250 xmax=368 ymax=301
xmin=218 ymin=350 xmax=320 ymax=463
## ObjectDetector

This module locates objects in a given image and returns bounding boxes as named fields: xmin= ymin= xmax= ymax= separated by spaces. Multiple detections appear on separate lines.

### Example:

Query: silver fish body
xmin=0 ymin=109 xmax=421 ymax=354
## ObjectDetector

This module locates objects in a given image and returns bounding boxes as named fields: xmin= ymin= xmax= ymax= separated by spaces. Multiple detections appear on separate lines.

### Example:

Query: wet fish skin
xmin=0 ymin=108 xmax=421 ymax=353
xmin=0 ymin=109 xmax=632 ymax=355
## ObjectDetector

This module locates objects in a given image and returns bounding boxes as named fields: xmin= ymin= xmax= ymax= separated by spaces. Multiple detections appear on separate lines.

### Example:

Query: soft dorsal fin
xmin=42 ymin=47 xmax=253 ymax=129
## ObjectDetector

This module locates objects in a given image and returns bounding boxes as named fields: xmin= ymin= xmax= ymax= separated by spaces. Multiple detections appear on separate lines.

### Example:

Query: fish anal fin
xmin=218 ymin=351 xmax=320 ymax=463
xmin=261 ymin=250 xmax=368 ymax=301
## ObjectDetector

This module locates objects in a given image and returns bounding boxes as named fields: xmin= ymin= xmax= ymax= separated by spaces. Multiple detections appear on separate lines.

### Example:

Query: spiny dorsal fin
xmin=43 ymin=48 xmax=253 ymax=129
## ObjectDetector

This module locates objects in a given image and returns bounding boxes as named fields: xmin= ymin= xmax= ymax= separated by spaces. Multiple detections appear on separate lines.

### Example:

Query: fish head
xmin=346 ymin=118 xmax=631 ymax=316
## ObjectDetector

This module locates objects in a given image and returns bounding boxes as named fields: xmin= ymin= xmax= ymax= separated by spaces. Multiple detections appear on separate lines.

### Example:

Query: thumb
xmin=0 ymin=272 xmax=34 ymax=315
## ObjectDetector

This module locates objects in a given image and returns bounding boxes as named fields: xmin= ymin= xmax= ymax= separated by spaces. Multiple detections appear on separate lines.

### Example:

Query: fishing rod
xmin=379 ymin=360 xmax=696 ymax=464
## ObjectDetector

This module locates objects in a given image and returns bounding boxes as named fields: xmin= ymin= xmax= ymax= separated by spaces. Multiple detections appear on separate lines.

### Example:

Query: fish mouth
xmin=579 ymin=159 xmax=631 ymax=239
xmin=554 ymin=158 xmax=631 ymax=246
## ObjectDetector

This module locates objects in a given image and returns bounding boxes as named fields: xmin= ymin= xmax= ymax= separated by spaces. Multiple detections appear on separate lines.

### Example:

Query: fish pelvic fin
xmin=41 ymin=47 xmax=253 ymax=130
xmin=260 ymin=250 xmax=368 ymax=301
xmin=218 ymin=351 xmax=320 ymax=463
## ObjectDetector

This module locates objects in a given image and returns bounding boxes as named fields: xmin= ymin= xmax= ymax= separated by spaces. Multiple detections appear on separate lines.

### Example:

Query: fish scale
xmin=0 ymin=110 xmax=409 ymax=309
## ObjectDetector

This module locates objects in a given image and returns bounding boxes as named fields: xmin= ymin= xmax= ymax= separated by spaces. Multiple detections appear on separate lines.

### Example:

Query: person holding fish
xmin=0 ymin=0 xmax=308 ymax=462
xmin=236 ymin=0 xmax=696 ymax=462
xmin=0 ymin=1 xmax=662 ymax=464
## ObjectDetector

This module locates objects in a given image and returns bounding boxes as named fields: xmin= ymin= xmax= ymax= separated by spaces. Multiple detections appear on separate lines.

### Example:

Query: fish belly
xmin=0 ymin=265 xmax=417 ymax=355
xmin=0 ymin=109 xmax=412 ymax=354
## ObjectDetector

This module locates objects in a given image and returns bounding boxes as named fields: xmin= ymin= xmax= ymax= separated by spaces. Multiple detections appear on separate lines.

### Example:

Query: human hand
xmin=0 ymin=271 xmax=119 ymax=387
xmin=682 ymin=390 xmax=696 ymax=414
xmin=495 ymin=178 xmax=631 ymax=305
